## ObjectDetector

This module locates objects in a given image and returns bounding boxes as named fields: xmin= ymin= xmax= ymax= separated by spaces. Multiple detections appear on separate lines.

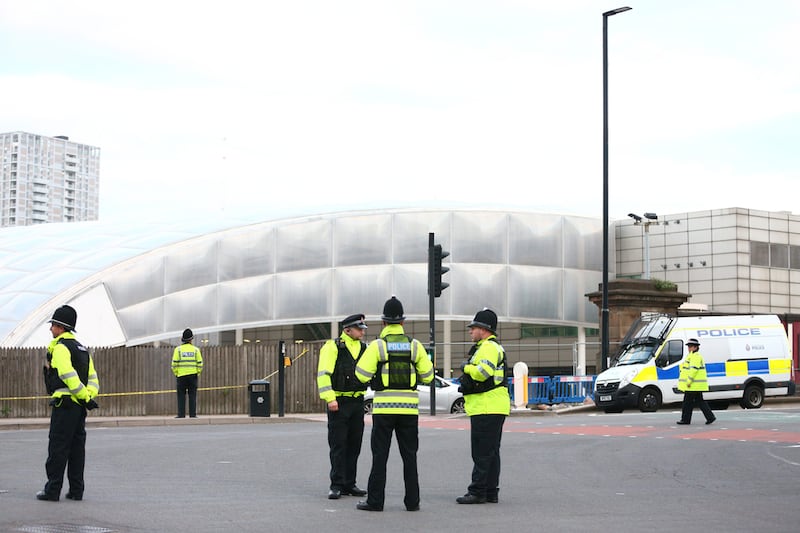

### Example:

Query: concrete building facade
xmin=617 ymin=207 xmax=800 ymax=314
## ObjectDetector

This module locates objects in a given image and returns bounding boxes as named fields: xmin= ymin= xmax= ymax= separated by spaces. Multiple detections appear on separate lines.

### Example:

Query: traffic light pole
xmin=427 ymin=232 xmax=437 ymax=416
xmin=278 ymin=340 xmax=285 ymax=417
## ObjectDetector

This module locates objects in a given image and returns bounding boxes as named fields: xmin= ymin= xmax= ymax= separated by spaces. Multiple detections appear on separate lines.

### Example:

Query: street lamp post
xmin=601 ymin=6 xmax=631 ymax=372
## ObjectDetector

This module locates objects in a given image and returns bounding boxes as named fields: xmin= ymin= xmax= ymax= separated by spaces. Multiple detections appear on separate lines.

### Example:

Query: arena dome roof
xmin=1 ymin=208 xmax=608 ymax=347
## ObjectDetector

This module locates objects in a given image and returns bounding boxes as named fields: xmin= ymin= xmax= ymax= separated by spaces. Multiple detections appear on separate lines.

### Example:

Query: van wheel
xmin=364 ymin=399 xmax=373 ymax=414
xmin=638 ymin=387 xmax=661 ymax=412
xmin=740 ymin=384 xmax=764 ymax=409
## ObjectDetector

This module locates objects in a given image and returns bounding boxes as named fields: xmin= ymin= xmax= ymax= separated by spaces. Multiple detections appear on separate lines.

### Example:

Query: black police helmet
xmin=381 ymin=296 xmax=405 ymax=324
xmin=49 ymin=305 xmax=77 ymax=331
xmin=467 ymin=308 xmax=498 ymax=334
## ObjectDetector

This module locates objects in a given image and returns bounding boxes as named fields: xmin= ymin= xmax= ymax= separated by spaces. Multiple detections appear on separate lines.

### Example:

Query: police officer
xmin=172 ymin=328 xmax=204 ymax=418
xmin=354 ymin=296 xmax=434 ymax=512
xmin=677 ymin=338 xmax=716 ymax=425
xmin=456 ymin=308 xmax=509 ymax=504
xmin=317 ymin=313 xmax=369 ymax=500
xmin=37 ymin=305 xmax=100 ymax=502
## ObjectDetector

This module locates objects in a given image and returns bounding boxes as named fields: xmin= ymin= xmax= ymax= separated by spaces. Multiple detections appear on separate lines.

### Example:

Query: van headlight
xmin=619 ymin=369 xmax=638 ymax=389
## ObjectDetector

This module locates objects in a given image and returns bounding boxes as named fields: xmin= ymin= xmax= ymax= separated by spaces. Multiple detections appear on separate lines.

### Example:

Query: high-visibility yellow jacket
xmin=463 ymin=335 xmax=510 ymax=416
xmin=355 ymin=324 xmax=434 ymax=415
xmin=317 ymin=332 xmax=367 ymax=403
xmin=678 ymin=351 xmax=709 ymax=392
xmin=47 ymin=332 xmax=100 ymax=405
xmin=172 ymin=343 xmax=203 ymax=377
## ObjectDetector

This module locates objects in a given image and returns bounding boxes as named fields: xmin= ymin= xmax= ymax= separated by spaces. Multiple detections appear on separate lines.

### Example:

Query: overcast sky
xmin=2 ymin=1 xmax=798 ymax=225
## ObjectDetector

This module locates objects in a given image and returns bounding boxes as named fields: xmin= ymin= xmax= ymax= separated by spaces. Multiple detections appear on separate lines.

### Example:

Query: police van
xmin=594 ymin=314 xmax=795 ymax=413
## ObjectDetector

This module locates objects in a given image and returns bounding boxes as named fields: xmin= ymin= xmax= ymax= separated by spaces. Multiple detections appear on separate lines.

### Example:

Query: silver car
xmin=364 ymin=375 xmax=465 ymax=414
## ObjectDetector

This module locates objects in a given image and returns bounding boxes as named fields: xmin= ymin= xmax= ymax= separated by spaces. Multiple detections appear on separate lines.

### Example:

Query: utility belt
xmin=458 ymin=374 xmax=503 ymax=395
xmin=49 ymin=396 xmax=78 ymax=409
xmin=335 ymin=394 xmax=365 ymax=404
xmin=49 ymin=395 xmax=99 ymax=410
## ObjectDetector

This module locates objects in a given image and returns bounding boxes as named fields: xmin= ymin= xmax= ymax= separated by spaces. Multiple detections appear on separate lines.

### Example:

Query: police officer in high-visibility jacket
xmin=354 ymin=296 xmax=434 ymax=512
xmin=37 ymin=305 xmax=100 ymax=502
xmin=317 ymin=313 xmax=369 ymax=500
xmin=456 ymin=308 xmax=509 ymax=504
xmin=676 ymin=338 xmax=716 ymax=425
xmin=172 ymin=328 xmax=203 ymax=418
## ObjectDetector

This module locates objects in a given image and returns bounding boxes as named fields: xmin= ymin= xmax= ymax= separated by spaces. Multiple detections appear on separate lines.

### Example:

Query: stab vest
xmin=44 ymin=338 xmax=90 ymax=395
xmin=330 ymin=339 xmax=368 ymax=393
xmin=371 ymin=333 xmax=416 ymax=391
xmin=458 ymin=340 xmax=506 ymax=395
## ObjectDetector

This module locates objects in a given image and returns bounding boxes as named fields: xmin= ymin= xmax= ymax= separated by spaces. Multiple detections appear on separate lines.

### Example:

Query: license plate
xmin=600 ymin=395 xmax=611 ymax=402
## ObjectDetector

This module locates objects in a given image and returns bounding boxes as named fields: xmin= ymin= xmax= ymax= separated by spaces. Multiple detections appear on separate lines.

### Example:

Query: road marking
xmin=421 ymin=418 xmax=800 ymax=444
xmin=766 ymin=449 xmax=800 ymax=467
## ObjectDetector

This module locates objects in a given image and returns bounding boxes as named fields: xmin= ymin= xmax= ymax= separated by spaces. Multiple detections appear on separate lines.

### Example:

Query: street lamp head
xmin=603 ymin=6 xmax=632 ymax=17
xmin=627 ymin=213 xmax=642 ymax=222
xmin=643 ymin=212 xmax=658 ymax=220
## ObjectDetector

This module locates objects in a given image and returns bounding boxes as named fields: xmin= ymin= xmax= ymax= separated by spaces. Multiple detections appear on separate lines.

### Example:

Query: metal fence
xmin=0 ymin=342 xmax=323 ymax=418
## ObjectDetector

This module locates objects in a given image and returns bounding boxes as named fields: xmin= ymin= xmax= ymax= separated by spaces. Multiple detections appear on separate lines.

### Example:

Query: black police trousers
xmin=44 ymin=398 xmax=87 ymax=498
xmin=366 ymin=413 xmax=419 ymax=510
xmin=176 ymin=374 xmax=199 ymax=417
xmin=680 ymin=391 xmax=715 ymax=423
xmin=327 ymin=397 xmax=365 ymax=491
xmin=467 ymin=414 xmax=506 ymax=499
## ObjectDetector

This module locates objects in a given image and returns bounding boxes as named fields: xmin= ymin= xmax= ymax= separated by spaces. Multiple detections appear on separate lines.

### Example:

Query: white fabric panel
xmin=218 ymin=277 xmax=274 ymax=325
xmin=334 ymin=214 xmax=392 ymax=266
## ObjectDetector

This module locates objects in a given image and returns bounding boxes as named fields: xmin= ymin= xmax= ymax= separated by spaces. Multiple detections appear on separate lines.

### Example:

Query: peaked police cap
xmin=342 ymin=313 xmax=368 ymax=329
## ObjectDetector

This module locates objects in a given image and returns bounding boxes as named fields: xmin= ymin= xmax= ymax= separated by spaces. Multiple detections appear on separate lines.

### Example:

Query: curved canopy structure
xmin=1 ymin=208 xmax=608 ymax=347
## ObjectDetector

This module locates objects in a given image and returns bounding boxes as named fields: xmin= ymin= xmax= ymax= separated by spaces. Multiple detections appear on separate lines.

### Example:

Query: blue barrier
xmin=528 ymin=377 xmax=552 ymax=404
xmin=510 ymin=375 xmax=597 ymax=405
xmin=465 ymin=375 xmax=597 ymax=405
xmin=549 ymin=375 xmax=596 ymax=403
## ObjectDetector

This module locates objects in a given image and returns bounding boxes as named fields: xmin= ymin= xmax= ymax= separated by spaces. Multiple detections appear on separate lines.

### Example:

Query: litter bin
xmin=248 ymin=380 xmax=270 ymax=417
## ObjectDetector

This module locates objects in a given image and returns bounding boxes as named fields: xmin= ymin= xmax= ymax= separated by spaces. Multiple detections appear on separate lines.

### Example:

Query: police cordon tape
xmin=0 ymin=348 xmax=309 ymax=402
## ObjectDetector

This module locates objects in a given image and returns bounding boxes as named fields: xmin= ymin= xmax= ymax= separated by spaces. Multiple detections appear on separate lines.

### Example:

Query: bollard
xmin=513 ymin=362 xmax=528 ymax=409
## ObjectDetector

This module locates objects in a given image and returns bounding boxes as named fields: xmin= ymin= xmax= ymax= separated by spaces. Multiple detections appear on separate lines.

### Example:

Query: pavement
xmin=3 ymin=397 xmax=800 ymax=533
xmin=0 ymin=402 xmax=593 ymax=431
xmin=2 ymin=395 xmax=796 ymax=431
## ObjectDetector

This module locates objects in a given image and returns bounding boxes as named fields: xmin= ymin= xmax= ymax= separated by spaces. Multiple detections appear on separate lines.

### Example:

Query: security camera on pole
xmin=627 ymin=212 xmax=659 ymax=279
xmin=427 ymin=232 xmax=449 ymax=416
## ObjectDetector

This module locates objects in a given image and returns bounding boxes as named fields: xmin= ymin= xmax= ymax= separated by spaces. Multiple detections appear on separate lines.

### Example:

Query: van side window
xmin=666 ymin=339 xmax=684 ymax=365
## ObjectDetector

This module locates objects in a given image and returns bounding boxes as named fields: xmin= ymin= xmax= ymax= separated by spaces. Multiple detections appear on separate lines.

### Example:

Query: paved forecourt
xmin=1 ymin=403 xmax=799 ymax=532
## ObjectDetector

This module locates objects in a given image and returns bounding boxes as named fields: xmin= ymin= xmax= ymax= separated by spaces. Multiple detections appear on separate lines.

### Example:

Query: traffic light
xmin=432 ymin=244 xmax=449 ymax=297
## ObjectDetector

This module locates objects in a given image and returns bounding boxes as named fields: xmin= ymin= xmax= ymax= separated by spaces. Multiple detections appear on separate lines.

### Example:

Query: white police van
xmin=595 ymin=314 xmax=795 ymax=413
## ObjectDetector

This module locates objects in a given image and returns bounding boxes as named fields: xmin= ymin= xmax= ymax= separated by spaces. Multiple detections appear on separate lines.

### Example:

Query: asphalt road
xmin=2 ymin=404 xmax=799 ymax=533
